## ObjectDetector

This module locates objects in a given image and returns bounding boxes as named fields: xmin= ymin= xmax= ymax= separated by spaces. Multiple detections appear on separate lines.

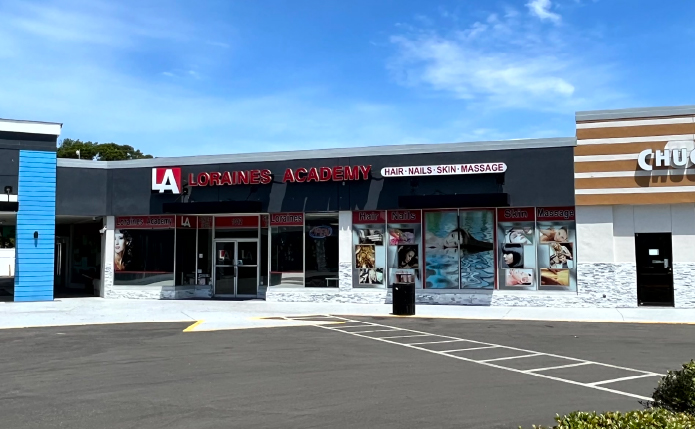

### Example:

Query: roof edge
xmin=0 ymin=118 xmax=62 ymax=136
xmin=576 ymin=105 xmax=695 ymax=122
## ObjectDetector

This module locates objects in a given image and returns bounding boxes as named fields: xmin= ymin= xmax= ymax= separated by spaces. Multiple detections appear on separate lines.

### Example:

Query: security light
xmin=4 ymin=186 xmax=11 ymax=196
xmin=33 ymin=231 xmax=39 ymax=239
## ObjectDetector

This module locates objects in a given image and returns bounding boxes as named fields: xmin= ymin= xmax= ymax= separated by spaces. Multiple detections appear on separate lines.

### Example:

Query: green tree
xmin=57 ymin=138 xmax=153 ymax=161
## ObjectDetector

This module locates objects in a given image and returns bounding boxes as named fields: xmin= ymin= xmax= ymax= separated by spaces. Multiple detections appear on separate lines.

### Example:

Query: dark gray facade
xmin=56 ymin=137 xmax=576 ymax=216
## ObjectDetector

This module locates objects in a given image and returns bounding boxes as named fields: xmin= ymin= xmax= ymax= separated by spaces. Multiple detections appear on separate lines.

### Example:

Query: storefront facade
xmin=4 ymin=104 xmax=694 ymax=308
xmin=55 ymin=137 xmax=580 ymax=305
xmin=575 ymin=105 xmax=695 ymax=308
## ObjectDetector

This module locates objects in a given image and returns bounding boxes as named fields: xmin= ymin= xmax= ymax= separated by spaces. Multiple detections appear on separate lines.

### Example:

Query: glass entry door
xmin=214 ymin=240 xmax=259 ymax=297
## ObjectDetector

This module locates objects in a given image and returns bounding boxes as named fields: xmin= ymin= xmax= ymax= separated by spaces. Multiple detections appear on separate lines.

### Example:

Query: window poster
xmin=114 ymin=216 xmax=175 ymax=286
xmin=353 ymin=211 xmax=386 ymax=288
xmin=424 ymin=210 xmax=460 ymax=288
xmin=387 ymin=210 xmax=422 ymax=289
xmin=459 ymin=210 xmax=495 ymax=289
xmin=536 ymin=207 xmax=577 ymax=292
xmin=497 ymin=207 xmax=536 ymax=290
xmin=423 ymin=209 xmax=494 ymax=289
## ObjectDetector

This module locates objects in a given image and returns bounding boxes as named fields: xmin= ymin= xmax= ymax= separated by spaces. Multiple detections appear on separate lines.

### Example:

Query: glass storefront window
xmin=175 ymin=216 xmax=197 ymax=286
xmin=197 ymin=217 xmax=213 ymax=286
xmin=386 ymin=210 xmax=422 ymax=289
xmin=0 ymin=226 xmax=15 ymax=249
xmin=352 ymin=211 xmax=386 ymax=288
xmin=114 ymin=216 xmax=175 ymax=286
xmin=423 ymin=209 xmax=495 ymax=289
xmin=497 ymin=208 xmax=537 ymax=290
xmin=536 ymin=207 xmax=577 ymax=291
xmin=269 ymin=213 xmax=304 ymax=287
xmin=304 ymin=213 xmax=339 ymax=288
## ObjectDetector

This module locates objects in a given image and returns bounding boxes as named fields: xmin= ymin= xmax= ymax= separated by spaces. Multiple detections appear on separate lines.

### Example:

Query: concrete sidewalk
xmin=1 ymin=298 xmax=695 ymax=331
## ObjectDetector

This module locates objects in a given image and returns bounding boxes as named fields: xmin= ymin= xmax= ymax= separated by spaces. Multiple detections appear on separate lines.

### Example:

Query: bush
xmin=525 ymin=409 xmax=695 ymax=429
xmin=652 ymin=360 xmax=695 ymax=414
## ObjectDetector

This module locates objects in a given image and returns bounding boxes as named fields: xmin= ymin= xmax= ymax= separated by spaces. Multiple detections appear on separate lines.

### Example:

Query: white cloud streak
xmin=526 ymin=0 xmax=561 ymax=24
xmin=387 ymin=5 xmax=622 ymax=112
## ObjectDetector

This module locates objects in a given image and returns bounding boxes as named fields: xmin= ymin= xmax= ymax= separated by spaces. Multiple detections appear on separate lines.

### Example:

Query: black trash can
xmin=392 ymin=283 xmax=416 ymax=316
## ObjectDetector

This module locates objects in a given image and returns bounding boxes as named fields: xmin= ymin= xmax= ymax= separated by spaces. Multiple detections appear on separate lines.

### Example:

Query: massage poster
xmin=536 ymin=207 xmax=577 ymax=292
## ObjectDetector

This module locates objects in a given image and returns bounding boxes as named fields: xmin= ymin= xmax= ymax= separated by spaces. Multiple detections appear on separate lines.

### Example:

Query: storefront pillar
xmin=99 ymin=216 xmax=115 ymax=298
xmin=338 ymin=211 xmax=352 ymax=290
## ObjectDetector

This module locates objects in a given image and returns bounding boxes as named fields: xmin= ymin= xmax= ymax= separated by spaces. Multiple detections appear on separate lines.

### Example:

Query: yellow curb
xmin=183 ymin=320 xmax=205 ymax=332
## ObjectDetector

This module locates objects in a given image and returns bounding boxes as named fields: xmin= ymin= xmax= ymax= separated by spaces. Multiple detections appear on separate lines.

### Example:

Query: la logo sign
xmin=152 ymin=167 xmax=182 ymax=194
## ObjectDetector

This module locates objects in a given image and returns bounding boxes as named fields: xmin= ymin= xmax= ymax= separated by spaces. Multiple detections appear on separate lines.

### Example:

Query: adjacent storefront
xmin=574 ymin=105 xmax=695 ymax=309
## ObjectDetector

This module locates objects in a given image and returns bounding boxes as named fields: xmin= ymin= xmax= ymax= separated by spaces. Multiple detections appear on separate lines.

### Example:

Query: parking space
xmin=284 ymin=314 xmax=686 ymax=401
xmin=0 ymin=315 xmax=690 ymax=429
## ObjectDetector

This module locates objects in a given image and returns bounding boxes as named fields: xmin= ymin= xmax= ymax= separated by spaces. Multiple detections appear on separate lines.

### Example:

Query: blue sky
xmin=0 ymin=0 xmax=694 ymax=157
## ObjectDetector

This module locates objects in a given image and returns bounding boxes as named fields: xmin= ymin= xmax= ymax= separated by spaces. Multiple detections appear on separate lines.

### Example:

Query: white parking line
xmin=408 ymin=339 xmax=470 ymax=346
xmin=479 ymin=353 xmax=543 ymax=363
xmin=376 ymin=334 xmax=431 ymax=339
xmin=443 ymin=346 xmax=500 ymax=353
xmin=589 ymin=374 xmax=660 ymax=386
xmin=310 ymin=315 xmax=661 ymax=401
xmin=350 ymin=329 xmax=401 ymax=334
xmin=525 ymin=362 xmax=592 ymax=373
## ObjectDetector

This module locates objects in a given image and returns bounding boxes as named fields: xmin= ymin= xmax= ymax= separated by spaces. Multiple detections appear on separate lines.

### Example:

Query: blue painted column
xmin=14 ymin=150 xmax=57 ymax=302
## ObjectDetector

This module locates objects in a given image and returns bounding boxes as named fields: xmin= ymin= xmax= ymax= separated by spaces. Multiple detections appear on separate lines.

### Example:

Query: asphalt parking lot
xmin=0 ymin=317 xmax=692 ymax=429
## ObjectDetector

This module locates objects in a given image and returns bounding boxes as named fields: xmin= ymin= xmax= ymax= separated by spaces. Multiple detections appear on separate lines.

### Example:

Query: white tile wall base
xmin=339 ymin=262 xmax=351 ymax=291
xmin=101 ymin=263 xmax=695 ymax=308
xmin=105 ymin=286 xmax=213 ymax=300
xmin=266 ymin=288 xmax=387 ymax=304
xmin=573 ymin=263 xmax=639 ymax=308
xmin=105 ymin=287 xmax=176 ymax=300
xmin=674 ymin=263 xmax=695 ymax=308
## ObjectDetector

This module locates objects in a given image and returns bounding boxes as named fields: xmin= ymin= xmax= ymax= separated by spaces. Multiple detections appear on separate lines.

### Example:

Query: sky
xmin=0 ymin=0 xmax=694 ymax=157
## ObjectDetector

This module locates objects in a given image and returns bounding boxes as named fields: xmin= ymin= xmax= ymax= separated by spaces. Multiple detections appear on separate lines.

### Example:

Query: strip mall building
xmin=1 ymin=104 xmax=694 ymax=308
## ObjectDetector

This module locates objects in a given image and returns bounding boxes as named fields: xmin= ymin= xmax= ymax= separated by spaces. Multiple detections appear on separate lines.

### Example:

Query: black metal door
xmin=635 ymin=233 xmax=674 ymax=307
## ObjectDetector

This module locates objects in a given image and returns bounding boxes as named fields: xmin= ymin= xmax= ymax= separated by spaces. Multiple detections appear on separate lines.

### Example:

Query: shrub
xmin=652 ymin=360 xmax=695 ymax=414
xmin=525 ymin=408 xmax=695 ymax=428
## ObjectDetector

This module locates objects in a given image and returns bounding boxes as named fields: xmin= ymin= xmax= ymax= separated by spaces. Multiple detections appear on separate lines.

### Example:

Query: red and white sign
xmin=380 ymin=163 xmax=507 ymax=178
xmin=214 ymin=216 xmax=260 ymax=229
xmin=152 ymin=168 xmax=182 ymax=194
xmin=189 ymin=169 xmax=272 ymax=187
xmin=116 ymin=215 xmax=175 ymax=229
xmin=282 ymin=165 xmax=371 ymax=183
xmin=270 ymin=213 xmax=304 ymax=226
xmin=497 ymin=207 xmax=535 ymax=222
xmin=388 ymin=210 xmax=421 ymax=224
xmin=176 ymin=216 xmax=214 ymax=229
xmin=536 ymin=206 xmax=576 ymax=221
xmin=352 ymin=211 xmax=386 ymax=224
xmin=177 ymin=216 xmax=197 ymax=228
xmin=180 ymin=165 xmax=372 ymax=188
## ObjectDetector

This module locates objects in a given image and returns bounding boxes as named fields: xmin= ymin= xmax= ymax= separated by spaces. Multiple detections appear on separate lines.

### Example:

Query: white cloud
xmin=387 ymin=5 xmax=622 ymax=112
xmin=526 ymin=0 xmax=561 ymax=24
